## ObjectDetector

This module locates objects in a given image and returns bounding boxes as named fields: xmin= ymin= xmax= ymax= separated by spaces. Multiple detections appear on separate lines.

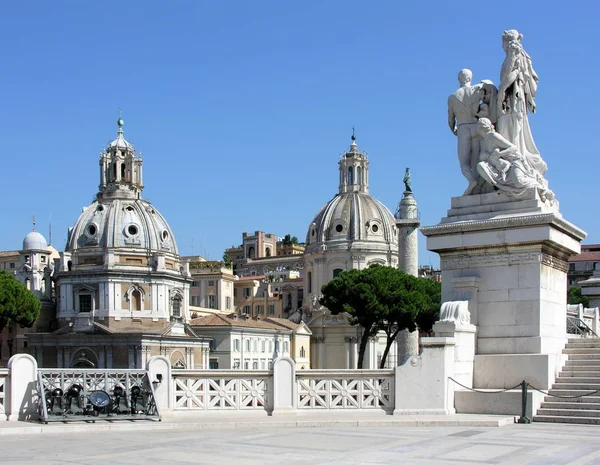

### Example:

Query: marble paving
xmin=1 ymin=423 xmax=600 ymax=464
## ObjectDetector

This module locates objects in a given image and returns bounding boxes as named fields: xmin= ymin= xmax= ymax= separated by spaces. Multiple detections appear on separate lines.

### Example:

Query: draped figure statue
xmin=497 ymin=29 xmax=547 ymax=177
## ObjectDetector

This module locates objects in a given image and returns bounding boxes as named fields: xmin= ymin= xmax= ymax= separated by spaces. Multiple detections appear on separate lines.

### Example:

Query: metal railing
xmin=567 ymin=316 xmax=598 ymax=337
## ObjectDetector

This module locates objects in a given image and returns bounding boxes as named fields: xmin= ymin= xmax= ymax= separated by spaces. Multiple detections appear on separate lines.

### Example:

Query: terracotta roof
xmin=237 ymin=275 xmax=265 ymax=281
xmin=264 ymin=317 xmax=301 ymax=330
xmin=0 ymin=251 xmax=19 ymax=258
xmin=569 ymin=251 xmax=600 ymax=262
xmin=189 ymin=313 xmax=292 ymax=331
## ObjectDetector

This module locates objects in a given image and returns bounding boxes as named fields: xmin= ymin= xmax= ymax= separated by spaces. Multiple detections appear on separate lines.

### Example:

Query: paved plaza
xmin=1 ymin=420 xmax=599 ymax=465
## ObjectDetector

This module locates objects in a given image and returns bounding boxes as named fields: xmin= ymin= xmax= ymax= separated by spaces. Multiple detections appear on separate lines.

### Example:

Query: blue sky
xmin=1 ymin=1 xmax=598 ymax=266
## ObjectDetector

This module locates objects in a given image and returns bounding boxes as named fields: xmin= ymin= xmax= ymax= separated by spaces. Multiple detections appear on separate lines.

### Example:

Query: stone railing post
xmin=7 ymin=354 xmax=39 ymax=421
xmin=393 ymin=337 xmax=456 ymax=415
xmin=146 ymin=356 xmax=172 ymax=413
xmin=271 ymin=356 xmax=296 ymax=416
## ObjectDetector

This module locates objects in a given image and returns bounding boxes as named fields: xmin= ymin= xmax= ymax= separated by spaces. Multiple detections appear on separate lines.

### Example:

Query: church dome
xmin=304 ymin=135 xmax=398 ymax=254
xmin=66 ymin=198 xmax=178 ymax=254
xmin=305 ymin=193 xmax=397 ymax=252
xmin=65 ymin=118 xmax=178 ymax=255
xmin=23 ymin=230 xmax=48 ymax=251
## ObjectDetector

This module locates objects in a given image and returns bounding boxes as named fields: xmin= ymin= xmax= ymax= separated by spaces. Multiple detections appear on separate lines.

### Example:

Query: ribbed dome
xmin=23 ymin=231 xmax=48 ymax=251
xmin=66 ymin=198 xmax=178 ymax=254
xmin=305 ymin=192 xmax=397 ymax=253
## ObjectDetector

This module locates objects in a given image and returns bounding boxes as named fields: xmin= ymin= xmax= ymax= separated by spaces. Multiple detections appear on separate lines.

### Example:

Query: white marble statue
xmin=448 ymin=70 xmax=498 ymax=195
xmin=439 ymin=300 xmax=471 ymax=325
xmin=449 ymin=30 xmax=551 ymax=200
xmin=476 ymin=118 xmax=554 ymax=202
xmin=497 ymin=30 xmax=547 ymax=177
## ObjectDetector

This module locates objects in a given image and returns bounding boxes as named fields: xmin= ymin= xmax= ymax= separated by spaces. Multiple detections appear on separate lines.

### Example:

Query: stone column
xmin=396 ymin=329 xmax=419 ymax=367
xmin=57 ymin=347 xmax=64 ymax=368
xmin=106 ymin=345 xmax=113 ymax=368
xmin=344 ymin=337 xmax=351 ymax=369
xmin=128 ymin=346 xmax=135 ymax=368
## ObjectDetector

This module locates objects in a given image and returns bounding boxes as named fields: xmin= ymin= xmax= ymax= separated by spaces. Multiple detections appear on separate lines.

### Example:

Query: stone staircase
xmin=534 ymin=338 xmax=600 ymax=424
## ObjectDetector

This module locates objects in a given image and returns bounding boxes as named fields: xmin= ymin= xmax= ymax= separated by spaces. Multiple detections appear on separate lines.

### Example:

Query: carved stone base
xmin=422 ymin=194 xmax=585 ymax=393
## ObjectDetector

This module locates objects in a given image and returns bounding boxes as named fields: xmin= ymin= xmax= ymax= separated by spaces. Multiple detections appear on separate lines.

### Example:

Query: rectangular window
xmin=268 ymin=304 xmax=275 ymax=315
xmin=233 ymin=359 xmax=240 ymax=369
xmin=79 ymin=294 xmax=92 ymax=313
xmin=233 ymin=339 xmax=240 ymax=352
xmin=256 ymin=304 xmax=263 ymax=315
xmin=253 ymin=340 xmax=258 ymax=351
xmin=208 ymin=280 xmax=215 ymax=287
xmin=209 ymin=359 xmax=219 ymax=369
xmin=226 ymin=296 xmax=231 ymax=310
xmin=252 ymin=361 xmax=258 ymax=370
xmin=191 ymin=281 xmax=199 ymax=288
xmin=284 ymin=341 xmax=289 ymax=353
xmin=243 ymin=305 xmax=250 ymax=315
xmin=308 ymin=271 xmax=312 ymax=293
xmin=244 ymin=360 xmax=249 ymax=369
xmin=208 ymin=295 xmax=216 ymax=309
xmin=243 ymin=288 xmax=251 ymax=298
xmin=9 ymin=263 xmax=15 ymax=269
xmin=41 ymin=256 xmax=46 ymax=263
xmin=261 ymin=340 xmax=266 ymax=352
xmin=234 ymin=288 xmax=238 ymax=297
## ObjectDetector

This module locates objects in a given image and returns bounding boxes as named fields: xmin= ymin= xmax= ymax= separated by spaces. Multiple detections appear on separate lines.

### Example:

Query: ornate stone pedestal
xmin=422 ymin=191 xmax=586 ymax=398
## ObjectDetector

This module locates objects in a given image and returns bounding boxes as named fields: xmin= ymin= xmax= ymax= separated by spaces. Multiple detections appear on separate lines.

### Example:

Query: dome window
xmin=371 ymin=224 xmax=379 ymax=233
xmin=127 ymin=225 xmax=139 ymax=236
xmin=97 ymin=205 xmax=104 ymax=212
xmin=85 ymin=223 xmax=99 ymax=239
xmin=311 ymin=229 xmax=316 ymax=237
xmin=335 ymin=224 xmax=343 ymax=233
xmin=162 ymin=230 xmax=169 ymax=241
xmin=126 ymin=205 xmax=134 ymax=212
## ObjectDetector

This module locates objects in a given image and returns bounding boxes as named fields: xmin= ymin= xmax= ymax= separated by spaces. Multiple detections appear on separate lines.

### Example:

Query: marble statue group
xmin=448 ymin=29 xmax=554 ymax=202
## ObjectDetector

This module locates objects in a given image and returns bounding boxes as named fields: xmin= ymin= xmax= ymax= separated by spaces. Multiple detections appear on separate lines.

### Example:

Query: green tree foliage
xmin=281 ymin=234 xmax=299 ymax=246
xmin=222 ymin=251 xmax=233 ymax=269
xmin=567 ymin=286 xmax=590 ymax=308
xmin=320 ymin=266 xmax=441 ymax=368
xmin=0 ymin=270 xmax=41 ymax=331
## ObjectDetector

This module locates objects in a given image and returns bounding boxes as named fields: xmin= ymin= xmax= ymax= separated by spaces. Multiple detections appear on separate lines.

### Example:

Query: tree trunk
xmin=357 ymin=325 xmax=372 ymax=369
xmin=379 ymin=328 xmax=401 ymax=369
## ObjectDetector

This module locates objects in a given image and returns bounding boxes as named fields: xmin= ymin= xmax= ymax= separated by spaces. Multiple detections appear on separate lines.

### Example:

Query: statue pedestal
xmin=422 ymin=192 xmax=585 ymax=398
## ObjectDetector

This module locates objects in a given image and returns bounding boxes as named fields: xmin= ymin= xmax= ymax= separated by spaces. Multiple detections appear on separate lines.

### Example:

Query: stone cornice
xmin=421 ymin=213 xmax=586 ymax=241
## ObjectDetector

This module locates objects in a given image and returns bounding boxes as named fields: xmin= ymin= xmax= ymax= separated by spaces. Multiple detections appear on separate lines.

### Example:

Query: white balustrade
xmin=0 ymin=369 xmax=7 ymax=414
xmin=297 ymin=370 xmax=394 ymax=411
xmin=172 ymin=370 xmax=270 ymax=411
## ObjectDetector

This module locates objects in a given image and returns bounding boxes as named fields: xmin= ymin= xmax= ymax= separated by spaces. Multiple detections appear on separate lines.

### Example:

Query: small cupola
xmin=338 ymin=129 xmax=369 ymax=194
xmin=98 ymin=115 xmax=144 ymax=200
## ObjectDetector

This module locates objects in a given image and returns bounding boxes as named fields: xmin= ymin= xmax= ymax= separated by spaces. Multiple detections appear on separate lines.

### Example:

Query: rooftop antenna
xmin=49 ymin=213 xmax=52 ymax=245
xmin=32 ymin=215 xmax=36 ymax=231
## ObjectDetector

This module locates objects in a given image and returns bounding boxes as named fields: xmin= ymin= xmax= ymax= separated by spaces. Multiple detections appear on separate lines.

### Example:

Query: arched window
xmin=300 ymin=346 xmax=306 ymax=358
xmin=265 ymin=247 xmax=271 ymax=257
xmin=308 ymin=271 xmax=312 ymax=294
xmin=248 ymin=246 xmax=255 ymax=258
xmin=132 ymin=289 xmax=142 ymax=311
xmin=121 ymin=163 xmax=126 ymax=180
xmin=113 ymin=162 xmax=117 ymax=180
xmin=357 ymin=166 xmax=362 ymax=185
xmin=348 ymin=166 xmax=354 ymax=185
xmin=333 ymin=268 xmax=343 ymax=278
xmin=172 ymin=294 xmax=182 ymax=318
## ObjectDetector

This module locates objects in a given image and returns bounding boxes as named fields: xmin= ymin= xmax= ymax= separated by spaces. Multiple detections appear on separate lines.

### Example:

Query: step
xmin=548 ymin=383 xmax=600 ymax=391
xmin=567 ymin=354 xmax=600 ymax=361
xmin=560 ymin=369 xmax=600 ymax=375
xmin=561 ymin=366 xmax=600 ymax=372
xmin=540 ymin=401 xmax=600 ymax=410
xmin=555 ymin=377 xmax=600 ymax=384
xmin=565 ymin=360 xmax=600 ymax=366
xmin=543 ymin=395 xmax=600 ymax=404
xmin=564 ymin=348 xmax=600 ymax=354
xmin=548 ymin=388 xmax=600 ymax=397
xmin=533 ymin=415 xmax=600 ymax=425
xmin=536 ymin=408 xmax=600 ymax=418
xmin=566 ymin=341 xmax=600 ymax=348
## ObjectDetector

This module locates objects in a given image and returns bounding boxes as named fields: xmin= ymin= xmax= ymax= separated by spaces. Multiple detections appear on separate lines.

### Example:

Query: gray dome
xmin=305 ymin=193 xmax=397 ymax=253
xmin=23 ymin=231 xmax=48 ymax=251
xmin=66 ymin=198 xmax=178 ymax=254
